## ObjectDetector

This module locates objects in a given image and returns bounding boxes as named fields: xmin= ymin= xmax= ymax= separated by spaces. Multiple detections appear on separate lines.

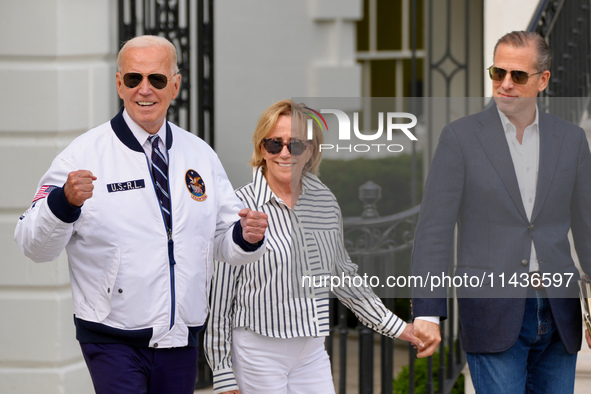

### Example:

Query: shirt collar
xmin=301 ymin=172 xmax=321 ymax=193
xmin=253 ymin=167 xmax=274 ymax=208
xmin=122 ymin=108 xmax=167 ymax=149
xmin=252 ymin=166 xmax=320 ymax=209
xmin=497 ymin=105 xmax=540 ymax=136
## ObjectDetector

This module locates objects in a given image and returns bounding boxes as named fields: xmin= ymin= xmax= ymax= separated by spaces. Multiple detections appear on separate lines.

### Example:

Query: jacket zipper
xmin=167 ymin=227 xmax=176 ymax=330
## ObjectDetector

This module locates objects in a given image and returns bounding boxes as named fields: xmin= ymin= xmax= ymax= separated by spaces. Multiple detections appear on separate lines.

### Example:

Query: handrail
xmin=527 ymin=0 xmax=565 ymax=34
xmin=344 ymin=204 xmax=420 ymax=227
xmin=527 ymin=0 xmax=591 ymax=125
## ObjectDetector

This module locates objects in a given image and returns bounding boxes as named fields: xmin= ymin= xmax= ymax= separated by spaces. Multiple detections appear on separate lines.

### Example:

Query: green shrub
xmin=318 ymin=153 xmax=423 ymax=217
xmin=393 ymin=348 xmax=464 ymax=394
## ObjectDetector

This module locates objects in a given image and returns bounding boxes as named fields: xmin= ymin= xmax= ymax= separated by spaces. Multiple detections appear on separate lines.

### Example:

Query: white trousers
xmin=231 ymin=327 xmax=336 ymax=394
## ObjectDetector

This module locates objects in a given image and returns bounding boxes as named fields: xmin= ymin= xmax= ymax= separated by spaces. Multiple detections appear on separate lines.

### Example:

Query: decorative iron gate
xmin=530 ymin=0 xmax=591 ymax=125
xmin=118 ymin=0 xmax=214 ymax=147
xmin=328 ymin=180 xmax=465 ymax=394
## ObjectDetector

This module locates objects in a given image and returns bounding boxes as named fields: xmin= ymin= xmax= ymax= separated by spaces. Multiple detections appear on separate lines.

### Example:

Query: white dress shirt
xmin=498 ymin=106 xmax=540 ymax=273
xmin=123 ymin=109 xmax=168 ymax=165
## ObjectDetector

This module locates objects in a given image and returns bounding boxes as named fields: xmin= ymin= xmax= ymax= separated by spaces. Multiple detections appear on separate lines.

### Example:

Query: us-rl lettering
xmin=107 ymin=179 xmax=146 ymax=193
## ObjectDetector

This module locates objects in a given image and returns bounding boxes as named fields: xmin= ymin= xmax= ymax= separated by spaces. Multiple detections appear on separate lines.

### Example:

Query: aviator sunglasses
xmin=122 ymin=72 xmax=175 ymax=90
xmin=487 ymin=66 xmax=543 ymax=85
xmin=262 ymin=138 xmax=309 ymax=156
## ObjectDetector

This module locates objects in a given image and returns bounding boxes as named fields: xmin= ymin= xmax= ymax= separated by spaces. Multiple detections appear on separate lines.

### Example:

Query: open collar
xmin=110 ymin=106 xmax=173 ymax=152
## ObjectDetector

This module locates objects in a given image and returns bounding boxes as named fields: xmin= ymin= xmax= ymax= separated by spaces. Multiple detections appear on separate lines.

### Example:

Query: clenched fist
xmin=64 ymin=170 xmax=97 ymax=207
xmin=239 ymin=208 xmax=268 ymax=244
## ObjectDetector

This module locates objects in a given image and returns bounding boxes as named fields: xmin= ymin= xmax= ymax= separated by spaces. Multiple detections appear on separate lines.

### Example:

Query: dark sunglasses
xmin=122 ymin=72 xmax=174 ymax=90
xmin=487 ymin=66 xmax=543 ymax=85
xmin=262 ymin=138 xmax=309 ymax=156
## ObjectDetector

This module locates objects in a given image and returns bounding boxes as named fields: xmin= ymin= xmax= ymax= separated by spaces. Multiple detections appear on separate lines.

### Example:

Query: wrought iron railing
xmin=118 ymin=0 xmax=214 ymax=146
xmin=529 ymin=0 xmax=591 ymax=124
xmin=328 ymin=181 xmax=464 ymax=394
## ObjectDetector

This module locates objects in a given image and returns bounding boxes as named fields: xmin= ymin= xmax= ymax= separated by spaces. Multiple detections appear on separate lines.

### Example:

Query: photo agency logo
xmin=304 ymin=106 xmax=418 ymax=154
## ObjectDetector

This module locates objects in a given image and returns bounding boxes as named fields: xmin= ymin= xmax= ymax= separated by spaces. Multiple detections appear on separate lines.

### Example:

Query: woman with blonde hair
xmin=205 ymin=99 xmax=422 ymax=394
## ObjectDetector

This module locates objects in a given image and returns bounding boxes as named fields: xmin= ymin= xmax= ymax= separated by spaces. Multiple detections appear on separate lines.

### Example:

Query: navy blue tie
xmin=148 ymin=135 xmax=171 ymax=230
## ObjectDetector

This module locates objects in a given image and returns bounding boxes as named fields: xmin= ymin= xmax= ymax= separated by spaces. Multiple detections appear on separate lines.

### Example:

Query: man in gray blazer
xmin=411 ymin=31 xmax=591 ymax=393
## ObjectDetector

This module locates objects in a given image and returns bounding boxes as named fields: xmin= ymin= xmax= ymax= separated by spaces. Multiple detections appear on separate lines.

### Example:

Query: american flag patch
xmin=32 ymin=185 xmax=58 ymax=203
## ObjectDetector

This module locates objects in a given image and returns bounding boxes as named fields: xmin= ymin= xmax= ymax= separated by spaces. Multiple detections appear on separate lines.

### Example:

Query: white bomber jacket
xmin=15 ymin=108 xmax=265 ymax=348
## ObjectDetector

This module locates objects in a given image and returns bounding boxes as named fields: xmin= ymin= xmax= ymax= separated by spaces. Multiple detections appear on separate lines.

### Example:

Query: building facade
xmin=5 ymin=1 xmax=585 ymax=393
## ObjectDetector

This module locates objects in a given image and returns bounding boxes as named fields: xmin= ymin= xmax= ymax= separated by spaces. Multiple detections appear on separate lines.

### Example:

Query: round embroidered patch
xmin=185 ymin=169 xmax=207 ymax=202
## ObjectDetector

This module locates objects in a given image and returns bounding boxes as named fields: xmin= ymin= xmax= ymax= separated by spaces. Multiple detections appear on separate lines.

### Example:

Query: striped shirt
xmin=204 ymin=167 xmax=406 ymax=393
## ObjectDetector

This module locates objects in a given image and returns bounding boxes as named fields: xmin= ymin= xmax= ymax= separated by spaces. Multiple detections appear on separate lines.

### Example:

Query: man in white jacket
xmin=14 ymin=35 xmax=267 ymax=394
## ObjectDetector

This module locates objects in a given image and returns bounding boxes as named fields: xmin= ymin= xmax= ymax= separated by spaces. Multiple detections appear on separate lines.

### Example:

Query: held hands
xmin=412 ymin=319 xmax=441 ymax=358
xmin=220 ymin=391 xmax=240 ymax=394
xmin=586 ymin=330 xmax=591 ymax=349
xmin=64 ymin=170 xmax=97 ymax=207
xmin=239 ymin=208 xmax=268 ymax=244
xmin=398 ymin=323 xmax=425 ymax=350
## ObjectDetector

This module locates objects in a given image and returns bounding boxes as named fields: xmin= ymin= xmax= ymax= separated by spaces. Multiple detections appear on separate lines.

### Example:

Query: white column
xmin=0 ymin=1 xmax=117 ymax=393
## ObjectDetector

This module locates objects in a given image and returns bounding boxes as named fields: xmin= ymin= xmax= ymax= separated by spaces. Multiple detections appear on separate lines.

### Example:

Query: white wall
xmin=215 ymin=0 xmax=363 ymax=187
xmin=0 ymin=1 xmax=117 ymax=393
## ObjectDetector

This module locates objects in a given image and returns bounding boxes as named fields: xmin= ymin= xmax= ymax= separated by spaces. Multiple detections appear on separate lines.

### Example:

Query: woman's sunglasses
xmin=487 ymin=66 xmax=543 ymax=85
xmin=262 ymin=138 xmax=309 ymax=156
xmin=122 ymin=72 xmax=174 ymax=90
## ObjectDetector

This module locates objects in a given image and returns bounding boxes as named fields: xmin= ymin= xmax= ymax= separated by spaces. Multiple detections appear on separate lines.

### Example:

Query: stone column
xmin=0 ymin=1 xmax=117 ymax=393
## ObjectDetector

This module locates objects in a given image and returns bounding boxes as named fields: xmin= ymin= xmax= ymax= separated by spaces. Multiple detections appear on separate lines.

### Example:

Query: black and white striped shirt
xmin=205 ymin=167 xmax=406 ymax=393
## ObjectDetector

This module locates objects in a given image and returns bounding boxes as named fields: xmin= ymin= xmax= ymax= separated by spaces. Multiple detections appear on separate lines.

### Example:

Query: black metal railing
xmin=328 ymin=181 xmax=465 ymax=394
xmin=197 ymin=0 xmax=214 ymax=147
xmin=529 ymin=0 xmax=591 ymax=124
xmin=118 ymin=0 xmax=214 ymax=146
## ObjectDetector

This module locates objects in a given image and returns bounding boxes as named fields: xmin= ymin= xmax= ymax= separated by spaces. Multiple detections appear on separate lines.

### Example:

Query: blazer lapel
xmin=531 ymin=112 xmax=563 ymax=222
xmin=475 ymin=105 xmax=528 ymax=221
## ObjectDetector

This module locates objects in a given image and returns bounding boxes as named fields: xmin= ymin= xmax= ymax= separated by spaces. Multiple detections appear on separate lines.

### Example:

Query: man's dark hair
xmin=493 ymin=31 xmax=551 ymax=72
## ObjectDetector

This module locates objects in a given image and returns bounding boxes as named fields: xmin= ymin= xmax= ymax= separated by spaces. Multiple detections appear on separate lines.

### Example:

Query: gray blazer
xmin=412 ymin=104 xmax=591 ymax=354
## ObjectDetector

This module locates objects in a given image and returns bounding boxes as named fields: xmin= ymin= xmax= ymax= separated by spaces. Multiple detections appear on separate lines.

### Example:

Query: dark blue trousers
xmin=80 ymin=343 xmax=199 ymax=394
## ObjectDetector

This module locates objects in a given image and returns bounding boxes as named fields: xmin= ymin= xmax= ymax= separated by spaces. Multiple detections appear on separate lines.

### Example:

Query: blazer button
xmin=521 ymin=259 xmax=528 ymax=266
